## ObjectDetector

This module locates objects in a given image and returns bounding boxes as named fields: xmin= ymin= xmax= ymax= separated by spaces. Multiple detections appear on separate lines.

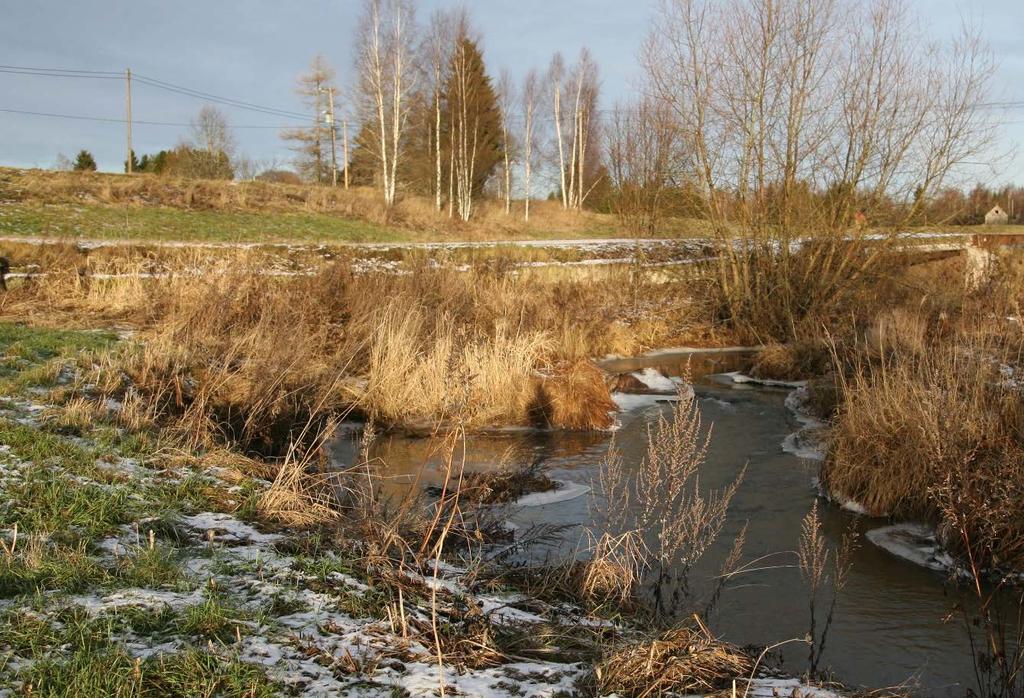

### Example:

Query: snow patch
xmin=630 ymin=368 xmax=678 ymax=393
xmin=180 ymin=512 xmax=281 ymax=545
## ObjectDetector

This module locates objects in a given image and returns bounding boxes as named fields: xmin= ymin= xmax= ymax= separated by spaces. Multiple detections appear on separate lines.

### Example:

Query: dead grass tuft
xmin=530 ymin=361 xmax=617 ymax=430
xmin=826 ymin=316 xmax=1024 ymax=569
xmin=587 ymin=624 xmax=753 ymax=697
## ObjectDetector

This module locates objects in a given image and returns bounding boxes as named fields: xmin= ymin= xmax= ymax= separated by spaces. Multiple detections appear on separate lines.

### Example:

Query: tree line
xmin=59 ymin=0 xmax=1005 ymax=232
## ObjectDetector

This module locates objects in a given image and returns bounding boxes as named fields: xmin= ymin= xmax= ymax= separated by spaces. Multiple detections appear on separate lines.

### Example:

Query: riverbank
xmin=0 ymin=324 xmax=859 ymax=697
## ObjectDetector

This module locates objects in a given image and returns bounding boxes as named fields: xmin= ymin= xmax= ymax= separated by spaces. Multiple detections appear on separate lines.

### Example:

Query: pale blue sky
xmin=2 ymin=0 xmax=1022 ymax=184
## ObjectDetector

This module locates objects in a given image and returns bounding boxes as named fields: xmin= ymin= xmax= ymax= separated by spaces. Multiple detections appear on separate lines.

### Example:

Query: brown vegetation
xmin=0 ymin=167 xmax=623 ymax=240
xmin=0 ymin=255 xmax=700 ymax=452
xmin=825 ymin=318 xmax=1024 ymax=570
xmin=587 ymin=625 xmax=752 ymax=697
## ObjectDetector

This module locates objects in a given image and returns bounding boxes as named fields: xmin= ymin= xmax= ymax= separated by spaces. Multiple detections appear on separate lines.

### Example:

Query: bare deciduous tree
xmin=643 ymin=0 xmax=997 ymax=233
xmin=354 ymin=0 xmax=417 ymax=209
xmin=548 ymin=53 xmax=569 ymax=209
xmin=189 ymin=105 xmax=236 ymax=161
xmin=548 ymin=49 xmax=601 ymax=211
xmin=521 ymin=69 xmax=541 ymax=222
xmin=607 ymin=96 xmax=680 ymax=234
xmin=422 ymin=9 xmax=456 ymax=212
xmin=642 ymin=0 xmax=998 ymax=338
xmin=496 ymin=69 xmax=516 ymax=216
xmin=281 ymin=55 xmax=338 ymax=184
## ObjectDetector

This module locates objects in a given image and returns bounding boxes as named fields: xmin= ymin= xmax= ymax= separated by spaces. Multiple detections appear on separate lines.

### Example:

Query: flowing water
xmin=329 ymin=350 xmax=1015 ymax=695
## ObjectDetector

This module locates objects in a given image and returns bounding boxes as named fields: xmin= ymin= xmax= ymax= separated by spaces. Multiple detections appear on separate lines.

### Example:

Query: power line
xmin=132 ymin=74 xmax=308 ymax=120
xmin=0 ymin=107 xmax=295 ymax=129
xmin=0 ymin=64 xmax=121 ymax=75
xmin=1 ymin=63 xmax=310 ymax=121
xmin=0 ymin=68 xmax=122 ymax=80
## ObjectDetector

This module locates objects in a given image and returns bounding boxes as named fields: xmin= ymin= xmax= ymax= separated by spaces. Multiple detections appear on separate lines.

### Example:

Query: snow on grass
xmin=180 ymin=512 xmax=282 ymax=545
xmin=384 ymin=658 xmax=588 ymax=697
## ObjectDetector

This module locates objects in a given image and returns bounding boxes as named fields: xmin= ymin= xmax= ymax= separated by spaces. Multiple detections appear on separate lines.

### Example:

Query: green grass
xmin=17 ymin=645 xmax=280 ymax=697
xmin=0 ymin=541 xmax=109 ymax=597
xmin=0 ymin=418 xmax=99 ymax=474
xmin=0 ymin=468 xmax=136 ymax=538
xmin=177 ymin=594 xmax=252 ymax=643
xmin=0 ymin=323 xmax=118 ymax=392
xmin=0 ymin=200 xmax=703 ymax=244
xmin=0 ymin=201 xmax=414 ymax=244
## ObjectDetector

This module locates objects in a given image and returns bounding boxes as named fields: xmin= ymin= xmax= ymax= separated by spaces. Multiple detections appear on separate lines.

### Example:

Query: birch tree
xmin=497 ymin=69 xmax=516 ymax=215
xmin=423 ymin=9 xmax=456 ymax=212
xmin=548 ymin=53 xmax=569 ymax=208
xmin=354 ymin=0 xmax=417 ymax=209
xmin=521 ymin=69 xmax=540 ymax=222
xmin=443 ymin=21 xmax=503 ymax=222
xmin=548 ymin=50 xmax=601 ymax=211
xmin=567 ymin=48 xmax=600 ymax=210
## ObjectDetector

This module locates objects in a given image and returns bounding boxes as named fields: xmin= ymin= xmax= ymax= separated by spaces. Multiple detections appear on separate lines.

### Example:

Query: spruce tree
xmin=441 ymin=37 xmax=503 ymax=199
xmin=72 ymin=150 xmax=97 ymax=172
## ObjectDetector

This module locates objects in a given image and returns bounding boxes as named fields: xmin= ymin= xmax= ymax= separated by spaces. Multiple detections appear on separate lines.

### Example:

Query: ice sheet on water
xmin=630 ymin=367 xmax=678 ymax=393
xmin=866 ymin=523 xmax=956 ymax=572
xmin=514 ymin=479 xmax=590 ymax=507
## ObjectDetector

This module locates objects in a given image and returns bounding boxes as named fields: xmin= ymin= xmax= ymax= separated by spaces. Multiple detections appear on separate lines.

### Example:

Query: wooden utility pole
xmin=326 ymin=87 xmax=338 ymax=187
xmin=125 ymin=68 xmax=133 ymax=174
xmin=342 ymin=118 xmax=349 ymax=190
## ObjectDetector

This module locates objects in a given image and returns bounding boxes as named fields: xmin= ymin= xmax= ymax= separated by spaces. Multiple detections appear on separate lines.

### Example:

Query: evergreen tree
xmin=124 ymin=150 xmax=140 ymax=174
xmin=441 ymin=37 xmax=503 ymax=200
xmin=72 ymin=150 xmax=97 ymax=172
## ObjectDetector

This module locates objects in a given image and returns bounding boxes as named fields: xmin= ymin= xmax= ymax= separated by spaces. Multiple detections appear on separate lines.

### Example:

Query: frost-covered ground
xmin=0 ymin=395 xmax=602 ymax=696
xmin=0 ymin=332 xmax=861 ymax=697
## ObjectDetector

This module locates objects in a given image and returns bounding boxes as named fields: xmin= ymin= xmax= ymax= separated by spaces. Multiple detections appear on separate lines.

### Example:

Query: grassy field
xmin=0 ymin=202 xmax=414 ymax=244
xmin=0 ymin=167 xmax=715 ymax=243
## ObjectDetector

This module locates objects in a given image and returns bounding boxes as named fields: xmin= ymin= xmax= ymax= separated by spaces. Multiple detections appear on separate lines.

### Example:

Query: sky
xmin=2 ymin=0 xmax=1023 ymax=184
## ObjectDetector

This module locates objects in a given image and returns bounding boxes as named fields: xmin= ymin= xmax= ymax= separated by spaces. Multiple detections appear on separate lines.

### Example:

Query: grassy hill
xmin=0 ymin=167 xmax=690 ymax=244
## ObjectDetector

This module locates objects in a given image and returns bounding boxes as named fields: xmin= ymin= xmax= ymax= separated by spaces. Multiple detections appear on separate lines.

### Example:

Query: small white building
xmin=985 ymin=205 xmax=1009 ymax=225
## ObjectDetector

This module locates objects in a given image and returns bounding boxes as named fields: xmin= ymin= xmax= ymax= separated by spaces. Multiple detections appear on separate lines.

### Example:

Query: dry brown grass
xmin=587 ymin=624 xmax=753 ymax=697
xmin=0 ymin=254 xmax=695 ymax=451
xmin=826 ymin=312 xmax=1024 ymax=570
xmin=0 ymin=166 xmax=619 ymax=239
xmin=362 ymin=307 xmax=550 ymax=429
xmin=750 ymin=340 xmax=832 ymax=381
xmin=529 ymin=360 xmax=618 ymax=430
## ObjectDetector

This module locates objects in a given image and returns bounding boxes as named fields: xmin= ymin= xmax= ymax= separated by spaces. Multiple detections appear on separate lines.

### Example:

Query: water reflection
xmin=327 ymin=351 xmax=1006 ymax=695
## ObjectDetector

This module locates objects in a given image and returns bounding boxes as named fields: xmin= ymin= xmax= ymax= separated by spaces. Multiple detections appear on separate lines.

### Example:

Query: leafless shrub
xmin=591 ymin=386 xmax=744 ymax=617
xmin=798 ymin=501 xmax=857 ymax=677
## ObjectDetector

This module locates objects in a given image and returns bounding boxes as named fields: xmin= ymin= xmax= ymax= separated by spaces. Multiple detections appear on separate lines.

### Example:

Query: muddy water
xmin=328 ymin=351 xmax=1003 ymax=695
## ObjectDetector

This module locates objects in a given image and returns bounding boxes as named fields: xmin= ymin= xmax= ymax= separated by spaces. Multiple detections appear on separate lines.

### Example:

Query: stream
xmin=328 ymin=350 xmax=1015 ymax=696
